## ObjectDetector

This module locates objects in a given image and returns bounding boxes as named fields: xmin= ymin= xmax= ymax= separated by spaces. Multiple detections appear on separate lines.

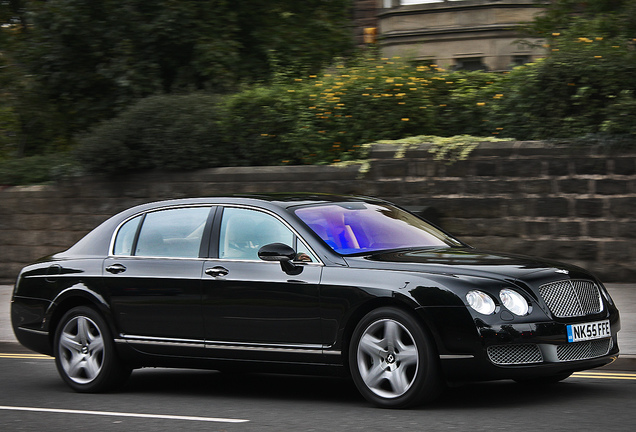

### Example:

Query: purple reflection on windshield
xmin=294 ymin=203 xmax=456 ymax=255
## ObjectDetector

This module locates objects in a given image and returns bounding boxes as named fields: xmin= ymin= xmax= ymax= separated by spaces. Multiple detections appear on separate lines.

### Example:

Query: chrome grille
xmin=487 ymin=344 xmax=543 ymax=365
xmin=539 ymin=280 xmax=602 ymax=318
xmin=556 ymin=339 xmax=612 ymax=362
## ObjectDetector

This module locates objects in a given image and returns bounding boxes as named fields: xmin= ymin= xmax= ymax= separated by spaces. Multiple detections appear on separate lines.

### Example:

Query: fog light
xmin=500 ymin=289 xmax=529 ymax=316
xmin=466 ymin=290 xmax=496 ymax=315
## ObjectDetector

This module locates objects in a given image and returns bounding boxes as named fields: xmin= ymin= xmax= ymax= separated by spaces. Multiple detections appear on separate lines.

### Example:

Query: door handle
xmin=105 ymin=264 xmax=127 ymax=274
xmin=205 ymin=266 xmax=229 ymax=278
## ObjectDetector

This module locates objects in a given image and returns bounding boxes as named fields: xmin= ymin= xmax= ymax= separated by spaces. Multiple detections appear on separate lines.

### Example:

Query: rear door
xmin=104 ymin=206 xmax=214 ymax=353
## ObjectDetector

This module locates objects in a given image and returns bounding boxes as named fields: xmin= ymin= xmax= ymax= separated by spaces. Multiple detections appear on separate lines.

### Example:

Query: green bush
xmin=0 ymin=153 xmax=79 ymax=186
xmin=76 ymin=93 xmax=226 ymax=174
xmin=219 ymin=55 xmax=501 ymax=165
xmin=490 ymin=28 xmax=636 ymax=140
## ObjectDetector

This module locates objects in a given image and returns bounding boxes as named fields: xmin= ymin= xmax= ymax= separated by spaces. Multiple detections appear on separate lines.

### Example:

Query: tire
xmin=349 ymin=307 xmax=442 ymax=408
xmin=53 ymin=306 xmax=131 ymax=392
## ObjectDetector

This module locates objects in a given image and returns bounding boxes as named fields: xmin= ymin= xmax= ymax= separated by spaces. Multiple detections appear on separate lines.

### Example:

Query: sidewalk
xmin=1 ymin=284 xmax=634 ymax=370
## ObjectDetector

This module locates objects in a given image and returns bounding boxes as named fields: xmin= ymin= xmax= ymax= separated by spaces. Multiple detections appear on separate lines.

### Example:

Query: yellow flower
xmin=477 ymin=102 xmax=486 ymax=106
xmin=595 ymin=56 xmax=603 ymax=59
xmin=401 ymin=118 xmax=410 ymax=121
xmin=552 ymin=33 xmax=560 ymax=37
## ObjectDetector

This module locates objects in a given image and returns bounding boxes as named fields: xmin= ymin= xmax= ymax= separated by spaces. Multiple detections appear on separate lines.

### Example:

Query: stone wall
xmin=1 ymin=141 xmax=635 ymax=284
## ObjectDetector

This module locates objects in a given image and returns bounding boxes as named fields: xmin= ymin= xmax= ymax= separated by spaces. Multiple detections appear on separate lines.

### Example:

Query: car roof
xmin=60 ymin=194 xmax=388 ymax=258
xmin=128 ymin=193 xmax=388 ymax=212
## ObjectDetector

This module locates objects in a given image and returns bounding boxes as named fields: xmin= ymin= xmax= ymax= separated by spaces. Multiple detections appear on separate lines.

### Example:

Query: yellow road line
xmin=572 ymin=371 xmax=636 ymax=380
xmin=0 ymin=353 xmax=52 ymax=359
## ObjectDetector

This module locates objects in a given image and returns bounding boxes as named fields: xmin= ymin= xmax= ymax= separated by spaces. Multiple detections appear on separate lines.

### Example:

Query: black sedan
xmin=11 ymin=194 xmax=620 ymax=408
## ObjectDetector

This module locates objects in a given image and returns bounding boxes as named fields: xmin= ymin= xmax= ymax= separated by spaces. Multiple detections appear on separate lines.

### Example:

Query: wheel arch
xmin=340 ymin=297 xmax=442 ymax=373
xmin=47 ymin=288 xmax=116 ymax=349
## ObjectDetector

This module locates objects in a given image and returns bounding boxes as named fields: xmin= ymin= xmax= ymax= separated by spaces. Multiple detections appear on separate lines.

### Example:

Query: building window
xmin=454 ymin=58 xmax=488 ymax=71
xmin=512 ymin=55 xmax=531 ymax=67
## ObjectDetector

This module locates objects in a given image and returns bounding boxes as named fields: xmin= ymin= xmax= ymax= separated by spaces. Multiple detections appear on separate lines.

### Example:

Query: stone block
xmin=557 ymin=179 xmax=590 ymax=195
xmin=442 ymin=160 xmax=471 ymax=178
xmin=595 ymin=179 xmax=629 ymax=195
xmin=521 ymin=180 xmax=552 ymax=195
xmin=575 ymin=199 xmax=605 ymax=218
xmin=552 ymin=221 xmax=582 ymax=238
xmin=588 ymin=221 xmax=615 ymax=238
xmin=573 ymin=158 xmax=608 ymax=175
xmin=499 ymin=159 xmax=543 ymax=178
xmin=506 ymin=198 xmax=534 ymax=217
xmin=608 ymin=197 xmax=636 ymax=218
xmin=613 ymin=157 xmax=636 ymax=175
xmin=535 ymin=198 xmax=570 ymax=217
xmin=549 ymin=240 xmax=599 ymax=261
xmin=546 ymin=159 xmax=570 ymax=176
xmin=368 ymin=160 xmax=409 ymax=179
xmin=525 ymin=221 xmax=551 ymax=237
xmin=615 ymin=222 xmax=636 ymax=239
xmin=474 ymin=161 xmax=498 ymax=177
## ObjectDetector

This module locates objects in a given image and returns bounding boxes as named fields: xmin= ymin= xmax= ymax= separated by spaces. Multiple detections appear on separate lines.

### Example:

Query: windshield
xmin=294 ymin=202 xmax=462 ymax=255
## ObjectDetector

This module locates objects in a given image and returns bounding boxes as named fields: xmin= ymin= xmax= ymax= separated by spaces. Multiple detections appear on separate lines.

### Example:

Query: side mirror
xmin=258 ymin=243 xmax=303 ymax=275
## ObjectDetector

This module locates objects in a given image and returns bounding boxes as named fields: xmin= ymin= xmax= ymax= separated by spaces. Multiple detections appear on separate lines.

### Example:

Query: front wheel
xmin=349 ymin=307 xmax=442 ymax=408
xmin=53 ymin=306 xmax=130 ymax=392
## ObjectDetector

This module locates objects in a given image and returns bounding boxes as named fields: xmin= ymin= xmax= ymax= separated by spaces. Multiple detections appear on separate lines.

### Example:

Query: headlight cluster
xmin=466 ymin=289 xmax=530 ymax=316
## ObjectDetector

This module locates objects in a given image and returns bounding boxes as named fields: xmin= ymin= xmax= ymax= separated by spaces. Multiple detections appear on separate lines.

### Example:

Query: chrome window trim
xmin=205 ymin=257 xmax=323 ymax=267
xmin=108 ymin=203 xmax=324 ymax=266
xmin=108 ymin=204 xmax=214 ymax=258
xmin=216 ymin=204 xmax=324 ymax=266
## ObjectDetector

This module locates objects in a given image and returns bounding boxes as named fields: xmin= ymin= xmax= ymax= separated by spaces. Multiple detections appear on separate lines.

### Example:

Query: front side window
xmin=295 ymin=202 xmax=461 ymax=255
xmin=219 ymin=207 xmax=315 ymax=262
xmin=132 ymin=207 xmax=211 ymax=258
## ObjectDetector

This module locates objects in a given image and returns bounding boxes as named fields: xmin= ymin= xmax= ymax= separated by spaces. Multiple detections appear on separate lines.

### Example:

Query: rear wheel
xmin=54 ymin=306 xmax=131 ymax=392
xmin=349 ymin=307 xmax=442 ymax=408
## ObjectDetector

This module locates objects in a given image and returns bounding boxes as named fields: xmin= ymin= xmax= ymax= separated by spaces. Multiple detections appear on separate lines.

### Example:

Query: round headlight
xmin=466 ymin=290 xmax=496 ymax=315
xmin=499 ymin=289 xmax=529 ymax=316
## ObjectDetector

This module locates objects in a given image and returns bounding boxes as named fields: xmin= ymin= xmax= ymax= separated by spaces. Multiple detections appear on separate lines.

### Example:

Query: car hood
xmin=343 ymin=247 xmax=591 ymax=284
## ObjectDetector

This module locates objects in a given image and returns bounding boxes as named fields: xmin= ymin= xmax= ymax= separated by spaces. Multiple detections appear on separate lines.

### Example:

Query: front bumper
xmin=436 ymin=313 xmax=621 ymax=382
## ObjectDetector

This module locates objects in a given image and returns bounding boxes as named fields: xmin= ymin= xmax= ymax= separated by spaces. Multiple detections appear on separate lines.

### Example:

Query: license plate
xmin=567 ymin=320 xmax=611 ymax=343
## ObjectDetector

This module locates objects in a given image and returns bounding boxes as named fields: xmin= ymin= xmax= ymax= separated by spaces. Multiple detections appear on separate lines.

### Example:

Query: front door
xmin=202 ymin=206 xmax=323 ymax=362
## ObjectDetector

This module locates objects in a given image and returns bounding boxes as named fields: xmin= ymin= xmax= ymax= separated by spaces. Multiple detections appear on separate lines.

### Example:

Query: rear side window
xmin=113 ymin=207 xmax=211 ymax=258
xmin=113 ymin=215 xmax=142 ymax=256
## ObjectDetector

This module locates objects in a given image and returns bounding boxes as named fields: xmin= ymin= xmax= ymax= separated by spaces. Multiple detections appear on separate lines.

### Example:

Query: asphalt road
xmin=1 ymin=353 xmax=635 ymax=432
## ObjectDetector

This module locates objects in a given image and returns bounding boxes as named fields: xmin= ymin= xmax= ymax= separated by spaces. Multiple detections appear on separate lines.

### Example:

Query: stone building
xmin=354 ymin=0 xmax=547 ymax=71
